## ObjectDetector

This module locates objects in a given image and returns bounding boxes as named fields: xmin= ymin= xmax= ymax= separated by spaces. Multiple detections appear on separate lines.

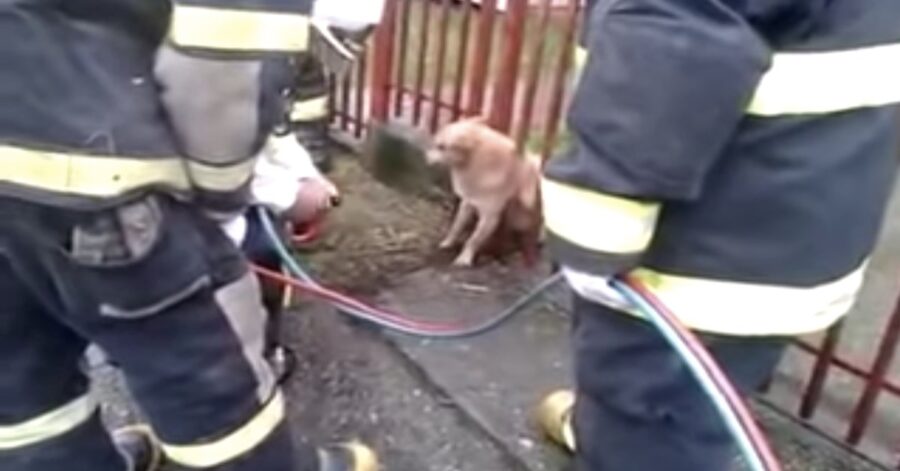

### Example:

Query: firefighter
xmin=0 ymin=1 xmax=376 ymax=470
xmin=287 ymin=0 xmax=386 ymax=172
xmin=535 ymin=1 xmax=900 ymax=470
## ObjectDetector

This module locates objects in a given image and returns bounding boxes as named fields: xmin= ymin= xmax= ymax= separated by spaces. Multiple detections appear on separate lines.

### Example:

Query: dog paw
xmin=452 ymin=252 xmax=475 ymax=267
xmin=438 ymin=238 xmax=456 ymax=250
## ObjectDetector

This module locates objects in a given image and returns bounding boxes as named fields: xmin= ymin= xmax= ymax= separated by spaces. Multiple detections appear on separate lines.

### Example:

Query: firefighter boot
xmin=318 ymin=441 xmax=379 ymax=471
xmin=112 ymin=425 xmax=163 ymax=471
xmin=534 ymin=390 xmax=577 ymax=453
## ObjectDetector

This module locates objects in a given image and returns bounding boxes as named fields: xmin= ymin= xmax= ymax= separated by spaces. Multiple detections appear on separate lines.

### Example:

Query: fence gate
xmin=329 ymin=1 xmax=900 ymax=467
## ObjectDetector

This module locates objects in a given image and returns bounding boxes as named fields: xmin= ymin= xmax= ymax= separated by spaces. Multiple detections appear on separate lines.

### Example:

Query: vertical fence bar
xmin=428 ymin=0 xmax=453 ymax=132
xmin=515 ymin=0 xmax=553 ymax=151
xmin=488 ymin=0 xmax=528 ymax=133
xmin=412 ymin=0 xmax=433 ymax=125
xmin=340 ymin=69 xmax=352 ymax=131
xmin=799 ymin=323 xmax=845 ymax=420
xmin=355 ymin=49 xmax=368 ymax=137
xmin=327 ymin=72 xmax=337 ymax=124
xmin=371 ymin=0 xmax=399 ymax=123
xmin=467 ymin=0 xmax=497 ymax=116
xmin=393 ymin=0 xmax=414 ymax=117
xmin=451 ymin=1 xmax=473 ymax=120
xmin=846 ymin=299 xmax=900 ymax=445
xmin=540 ymin=0 xmax=580 ymax=162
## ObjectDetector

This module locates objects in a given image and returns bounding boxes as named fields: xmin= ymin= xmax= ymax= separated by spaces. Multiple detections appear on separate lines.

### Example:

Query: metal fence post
xmin=488 ymin=0 xmax=528 ymax=133
xmin=467 ymin=0 xmax=498 ymax=117
xmin=371 ymin=0 xmax=399 ymax=124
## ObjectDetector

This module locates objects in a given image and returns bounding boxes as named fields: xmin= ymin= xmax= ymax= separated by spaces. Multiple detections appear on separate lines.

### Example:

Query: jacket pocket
xmin=67 ymin=196 xmax=211 ymax=319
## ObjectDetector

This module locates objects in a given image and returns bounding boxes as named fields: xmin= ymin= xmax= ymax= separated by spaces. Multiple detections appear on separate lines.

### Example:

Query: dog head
xmin=426 ymin=116 xmax=489 ymax=167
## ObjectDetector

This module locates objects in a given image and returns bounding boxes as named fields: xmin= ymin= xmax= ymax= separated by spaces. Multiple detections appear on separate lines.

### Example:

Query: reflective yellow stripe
xmin=0 ymin=396 xmax=96 ymax=450
xmin=542 ymin=178 xmax=661 ymax=254
xmin=0 ymin=146 xmax=189 ymax=197
xmin=170 ymin=5 xmax=310 ymax=52
xmin=163 ymin=392 xmax=286 ymax=468
xmin=576 ymin=42 xmax=900 ymax=116
xmin=625 ymin=263 xmax=868 ymax=335
xmin=749 ymin=43 xmax=900 ymax=116
xmin=187 ymin=160 xmax=255 ymax=192
xmin=289 ymin=96 xmax=329 ymax=121
xmin=574 ymin=46 xmax=588 ymax=72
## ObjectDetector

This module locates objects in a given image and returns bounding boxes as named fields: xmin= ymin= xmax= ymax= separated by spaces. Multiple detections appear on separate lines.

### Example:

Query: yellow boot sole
xmin=534 ymin=390 xmax=577 ymax=453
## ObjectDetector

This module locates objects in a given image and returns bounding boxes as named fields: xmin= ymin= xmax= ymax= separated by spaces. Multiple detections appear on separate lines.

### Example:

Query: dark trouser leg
xmin=289 ymin=55 xmax=331 ymax=172
xmin=5 ymin=196 xmax=317 ymax=471
xmin=0 ymin=254 xmax=124 ymax=471
xmin=241 ymin=209 xmax=288 ymax=358
xmin=571 ymin=296 xmax=788 ymax=471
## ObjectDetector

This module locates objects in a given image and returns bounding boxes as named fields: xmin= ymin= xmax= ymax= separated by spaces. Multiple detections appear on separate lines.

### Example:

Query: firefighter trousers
xmin=0 ymin=195 xmax=319 ymax=470
xmin=571 ymin=295 xmax=788 ymax=471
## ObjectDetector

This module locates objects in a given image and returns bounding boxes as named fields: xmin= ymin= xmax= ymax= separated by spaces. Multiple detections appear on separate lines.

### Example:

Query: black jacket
xmin=545 ymin=0 xmax=900 ymax=335
xmin=0 ymin=0 xmax=313 ymax=209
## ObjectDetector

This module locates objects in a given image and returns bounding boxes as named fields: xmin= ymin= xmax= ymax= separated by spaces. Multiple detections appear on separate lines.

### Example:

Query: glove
xmin=287 ymin=178 xmax=340 ymax=225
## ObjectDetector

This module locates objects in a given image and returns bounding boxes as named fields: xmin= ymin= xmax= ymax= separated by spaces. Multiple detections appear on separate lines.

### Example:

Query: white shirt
xmin=313 ymin=0 xmax=386 ymax=31
xmin=221 ymin=135 xmax=332 ymax=246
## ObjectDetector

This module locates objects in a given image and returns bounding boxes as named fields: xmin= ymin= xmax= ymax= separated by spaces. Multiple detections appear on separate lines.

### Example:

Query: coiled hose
xmin=255 ymin=207 xmax=781 ymax=470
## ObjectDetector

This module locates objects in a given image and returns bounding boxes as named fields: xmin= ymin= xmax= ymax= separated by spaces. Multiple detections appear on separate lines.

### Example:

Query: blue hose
xmin=257 ymin=207 xmax=563 ymax=338
xmin=611 ymin=279 xmax=779 ymax=471
xmin=258 ymin=207 xmax=779 ymax=470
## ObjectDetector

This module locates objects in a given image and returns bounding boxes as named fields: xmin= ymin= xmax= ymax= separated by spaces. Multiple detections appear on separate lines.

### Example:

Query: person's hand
xmin=286 ymin=178 xmax=339 ymax=225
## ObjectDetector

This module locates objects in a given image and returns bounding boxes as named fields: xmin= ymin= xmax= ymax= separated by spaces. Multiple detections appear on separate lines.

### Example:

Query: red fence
xmin=337 ymin=0 xmax=583 ymax=159
xmin=329 ymin=0 xmax=900 ymax=467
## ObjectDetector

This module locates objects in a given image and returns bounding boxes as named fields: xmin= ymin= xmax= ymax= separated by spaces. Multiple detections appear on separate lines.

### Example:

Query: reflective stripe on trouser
xmin=575 ymin=42 xmax=900 ymax=116
xmin=0 ymin=250 xmax=126 ymax=470
xmin=0 ymin=196 xmax=318 ymax=470
xmin=571 ymin=296 xmax=787 ymax=471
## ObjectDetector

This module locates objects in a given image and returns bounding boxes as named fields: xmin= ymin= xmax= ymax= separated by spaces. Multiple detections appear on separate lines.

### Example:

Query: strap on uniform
xmin=162 ymin=392 xmax=286 ymax=468
xmin=0 ymin=396 xmax=96 ymax=450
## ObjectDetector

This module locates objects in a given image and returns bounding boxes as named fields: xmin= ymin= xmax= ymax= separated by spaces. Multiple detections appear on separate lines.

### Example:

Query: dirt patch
xmin=302 ymin=155 xmax=453 ymax=293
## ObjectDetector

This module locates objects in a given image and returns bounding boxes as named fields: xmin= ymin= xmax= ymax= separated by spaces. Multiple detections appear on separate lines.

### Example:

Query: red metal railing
xmin=365 ymin=0 xmax=583 ymax=160
xmin=328 ymin=1 xmax=900 ymax=467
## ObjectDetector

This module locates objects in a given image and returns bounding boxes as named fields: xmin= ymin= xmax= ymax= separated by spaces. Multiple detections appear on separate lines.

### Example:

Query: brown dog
xmin=427 ymin=117 xmax=542 ymax=267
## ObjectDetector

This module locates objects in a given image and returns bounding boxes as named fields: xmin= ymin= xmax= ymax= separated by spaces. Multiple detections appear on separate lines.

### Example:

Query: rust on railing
xmin=451 ymin=1 xmax=473 ymax=120
xmin=846 ymin=300 xmax=900 ymax=445
xmin=799 ymin=323 xmax=845 ymax=419
xmin=370 ymin=0 xmax=398 ymax=123
xmin=411 ymin=0 xmax=433 ymax=124
xmin=488 ymin=0 xmax=528 ymax=133
xmin=429 ymin=0 xmax=453 ymax=133
xmin=393 ymin=0 xmax=414 ymax=117
xmin=541 ymin=0 xmax=581 ymax=162
xmin=467 ymin=0 xmax=497 ymax=117
xmin=515 ymin=0 xmax=553 ymax=151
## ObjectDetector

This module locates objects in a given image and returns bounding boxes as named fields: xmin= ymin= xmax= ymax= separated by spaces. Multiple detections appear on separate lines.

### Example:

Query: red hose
xmin=253 ymin=265 xmax=472 ymax=331
xmin=623 ymin=275 xmax=783 ymax=471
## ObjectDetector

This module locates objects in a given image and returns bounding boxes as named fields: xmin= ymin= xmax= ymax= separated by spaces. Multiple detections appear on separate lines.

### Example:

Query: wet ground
xmin=93 ymin=154 xmax=895 ymax=470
